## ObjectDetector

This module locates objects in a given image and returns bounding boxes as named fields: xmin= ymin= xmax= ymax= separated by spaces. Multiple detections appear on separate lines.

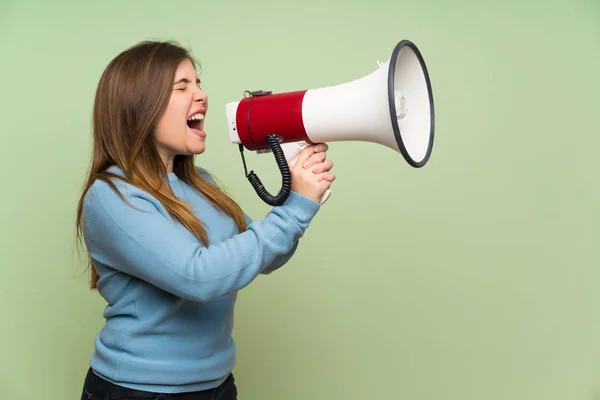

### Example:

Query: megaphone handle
xmin=319 ymin=188 xmax=332 ymax=204
xmin=282 ymin=141 xmax=332 ymax=205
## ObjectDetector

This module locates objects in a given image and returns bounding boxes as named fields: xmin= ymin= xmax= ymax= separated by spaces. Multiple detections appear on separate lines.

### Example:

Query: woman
xmin=76 ymin=40 xmax=335 ymax=399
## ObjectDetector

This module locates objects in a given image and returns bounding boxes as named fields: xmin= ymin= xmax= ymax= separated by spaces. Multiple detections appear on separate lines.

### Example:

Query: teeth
xmin=187 ymin=113 xmax=204 ymax=121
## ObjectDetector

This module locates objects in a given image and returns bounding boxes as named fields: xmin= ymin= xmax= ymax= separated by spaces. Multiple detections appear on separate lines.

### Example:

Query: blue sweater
xmin=81 ymin=165 xmax=320 ymax=393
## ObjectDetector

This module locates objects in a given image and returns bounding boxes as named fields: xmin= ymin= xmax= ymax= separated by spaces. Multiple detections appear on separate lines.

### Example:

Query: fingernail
xmin=313 ymin=167 xmax=320 ymax=173
xmin=303 ymin=162 xmax=309 ymax=168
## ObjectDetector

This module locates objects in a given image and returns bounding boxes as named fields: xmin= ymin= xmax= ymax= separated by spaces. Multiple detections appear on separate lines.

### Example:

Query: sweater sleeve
xmin=81 ymin=179 xmax=320 ymax=302
xmin=243 ymin=213 xmax=300 ymax=275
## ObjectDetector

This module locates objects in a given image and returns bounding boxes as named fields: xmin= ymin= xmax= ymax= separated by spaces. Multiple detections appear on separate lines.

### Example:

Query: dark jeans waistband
xmin=81 ymin=367 xmax=237 ymax=400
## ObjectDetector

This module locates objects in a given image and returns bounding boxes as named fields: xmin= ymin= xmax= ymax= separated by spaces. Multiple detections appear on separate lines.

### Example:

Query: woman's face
xmin=154 ymin=58 xmax=208 ymax=169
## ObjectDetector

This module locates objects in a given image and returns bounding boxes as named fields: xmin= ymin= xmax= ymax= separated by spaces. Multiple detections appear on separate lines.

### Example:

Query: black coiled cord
xmin=239 ymin=134 xmax=292 ymax=206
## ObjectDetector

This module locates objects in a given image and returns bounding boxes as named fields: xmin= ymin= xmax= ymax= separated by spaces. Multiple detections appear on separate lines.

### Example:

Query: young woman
xmin=76 ymin=40 xmax=335 ymax=400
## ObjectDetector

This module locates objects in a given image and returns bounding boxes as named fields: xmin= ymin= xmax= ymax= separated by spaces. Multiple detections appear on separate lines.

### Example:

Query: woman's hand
xmin=289 ymin=143 xmax=335 ymax=203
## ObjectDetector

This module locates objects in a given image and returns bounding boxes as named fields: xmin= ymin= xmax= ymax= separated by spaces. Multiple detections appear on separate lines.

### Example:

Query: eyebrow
xmin=173 ymin=77 xmax=201 ymax=85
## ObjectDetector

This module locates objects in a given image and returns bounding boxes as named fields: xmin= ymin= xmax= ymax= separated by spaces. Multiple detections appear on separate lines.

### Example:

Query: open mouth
xmin=187 ymin=112 xmax=205 ymax=132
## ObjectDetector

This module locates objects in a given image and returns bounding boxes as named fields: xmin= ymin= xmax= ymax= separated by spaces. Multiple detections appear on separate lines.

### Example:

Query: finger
xmin=311 ymin=160 xmax=334 ymax=174
xmin=319 ymin=172 xmax=335 ymax=182
xmin=315 ymin=171 xmax=336 ymax=182
xmin=303 ymin=151 xmax=327 ymax=168
xmin=311 ymin=171 xmax=327 ymax=181
xmin=322 ymin=173 xmax=336 ymax=182
xmin=312 ymin=143 xmax=329 ymax=153
xmin=320 ymin=179 xmax=332 ymax=190
xmin=292 ymin=144 xmax=317 ymax=168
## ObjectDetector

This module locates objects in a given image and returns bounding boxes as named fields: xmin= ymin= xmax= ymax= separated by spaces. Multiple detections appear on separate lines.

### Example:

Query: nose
xmin=193 ymin=88 xmax=208 ymax=103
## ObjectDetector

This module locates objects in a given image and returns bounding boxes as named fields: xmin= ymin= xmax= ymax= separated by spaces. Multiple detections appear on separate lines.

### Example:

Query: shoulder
xmin=83 ymin=166 xmax=161 ymax=216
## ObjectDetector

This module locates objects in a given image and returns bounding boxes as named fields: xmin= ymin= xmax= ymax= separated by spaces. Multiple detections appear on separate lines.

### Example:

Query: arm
xmin=82 ymin=179 xmax=320 ymax=302
xmin=244 ymin=213 xmax=300 ymax=275
xmin=200 ymin=167 xmax=301 ymax=274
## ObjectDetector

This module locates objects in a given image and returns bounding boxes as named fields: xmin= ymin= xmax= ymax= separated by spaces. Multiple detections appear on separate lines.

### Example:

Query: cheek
xmin=156 ymin=104 xmax=187 ymax=138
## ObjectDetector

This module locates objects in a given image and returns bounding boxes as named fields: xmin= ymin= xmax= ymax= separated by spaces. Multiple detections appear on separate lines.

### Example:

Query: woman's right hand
xmin=289 ymin=143 xmax=335 ymax=203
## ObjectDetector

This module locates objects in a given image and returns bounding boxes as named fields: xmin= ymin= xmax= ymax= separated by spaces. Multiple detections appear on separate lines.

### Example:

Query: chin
xmin=182 ymin=136 xmax=206 ymax=155
xmin=187 ymin=144 xmax=206 ymax=155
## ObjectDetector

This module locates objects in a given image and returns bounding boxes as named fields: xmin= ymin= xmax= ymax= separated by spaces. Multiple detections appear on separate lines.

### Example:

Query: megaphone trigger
xmin=280 ymin=141 xmax=308 ymax=168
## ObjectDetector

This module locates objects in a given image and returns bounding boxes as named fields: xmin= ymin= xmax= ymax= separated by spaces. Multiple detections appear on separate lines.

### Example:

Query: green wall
xmin=1 ymin=0 xmax=599 ymax=399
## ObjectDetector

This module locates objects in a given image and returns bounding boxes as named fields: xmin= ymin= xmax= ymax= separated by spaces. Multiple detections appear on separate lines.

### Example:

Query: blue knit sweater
xmin=81 ymin=165 xmax=320 ymax=393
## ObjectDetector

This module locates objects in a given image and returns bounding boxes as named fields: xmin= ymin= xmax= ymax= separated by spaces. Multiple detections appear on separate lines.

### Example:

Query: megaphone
xmin=225 ymin=39 xmax=434 ymax=206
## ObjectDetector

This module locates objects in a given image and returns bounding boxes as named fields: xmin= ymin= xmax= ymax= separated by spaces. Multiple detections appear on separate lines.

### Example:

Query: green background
xmin=1 ymin=0 xmax=599 ymax=399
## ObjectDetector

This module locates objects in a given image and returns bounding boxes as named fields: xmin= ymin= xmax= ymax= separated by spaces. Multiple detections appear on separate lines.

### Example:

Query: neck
xmin=164 ymin=158 xmax=174 ymax=173
xmin=158 ymin=150 xmax=175 ymax=173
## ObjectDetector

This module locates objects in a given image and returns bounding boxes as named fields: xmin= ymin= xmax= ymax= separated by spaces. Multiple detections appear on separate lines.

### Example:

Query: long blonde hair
xmin=76 ymin=40 xmax=247 ymax=289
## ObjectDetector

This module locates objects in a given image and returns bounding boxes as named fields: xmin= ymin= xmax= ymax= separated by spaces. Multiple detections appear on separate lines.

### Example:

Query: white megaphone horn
xmin=225 ymin=39 xmax=435 ymax=206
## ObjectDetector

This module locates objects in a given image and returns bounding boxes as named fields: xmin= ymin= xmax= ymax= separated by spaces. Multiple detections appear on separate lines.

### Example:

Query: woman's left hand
xmin=299 ymin=143 xmax=335 ymax=182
